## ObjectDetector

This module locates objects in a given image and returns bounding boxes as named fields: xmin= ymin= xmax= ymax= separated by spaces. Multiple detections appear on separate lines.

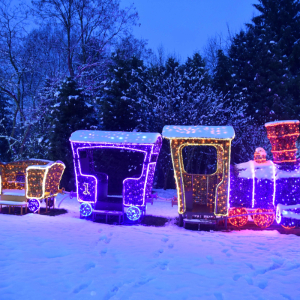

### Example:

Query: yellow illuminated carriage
xmin=162 ymin=125 xmax=235 ymax=229
xmin=0 ymin=159 xmax=65 ymax=214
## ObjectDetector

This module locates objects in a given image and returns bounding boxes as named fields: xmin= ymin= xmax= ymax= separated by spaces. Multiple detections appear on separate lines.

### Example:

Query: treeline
xmin=1 ymin=0 xmax=300 ymax=190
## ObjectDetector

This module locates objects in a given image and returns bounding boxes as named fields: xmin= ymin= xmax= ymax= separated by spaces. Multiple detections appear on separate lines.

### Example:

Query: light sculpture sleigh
xmin=70 ymin=130 xmax=162 ymax=222
xmin=162 ymin=125 xmax=235 ymax=229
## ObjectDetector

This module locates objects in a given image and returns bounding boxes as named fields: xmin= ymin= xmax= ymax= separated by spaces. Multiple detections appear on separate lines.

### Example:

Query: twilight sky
xmin=12 ymin=0 xmax=260 ymax=60
xmin=121 ymin=0 xmax=260 ymax=60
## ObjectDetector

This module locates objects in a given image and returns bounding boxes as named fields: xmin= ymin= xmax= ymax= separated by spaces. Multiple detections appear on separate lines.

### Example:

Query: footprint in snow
xmin=231 ymin=246 xmax=238 ymax=252
xmin=99 ymin=235 xmax=111 ymax=244
xmin=158 ymin=260 xmax=169 ymax=270
xmin=134 ymin=277 xmax=154 ymax=287
xmin=232 ymin=274 xmax=242 ymax=281
xmin=245 ymin=262 xmax=255 ymax=270
xmin=206 ymin=255 xmax=214 ymax=264
xmin=222 ymin=249 xmax=231 ymax=256
xmin=168 ymin=243 xmax=174 ymax=249
xmin=258 ymin=280 xmax=268 ymax=290
xmin=256 ymin=246 xmax=269 ymax=251
xmin=82 ymin=262 xmax=96 ymax=272
xmin=161 ymin=237 xmax=169 ymax=243
xmin=244 ymin=275 xmax=253 ymax=285
xmin=73 ymin=282 xmax=91 ymax=294
xmin=153 ymin=249 xmax=164 ymax=257
xmin=214 ymin=292 xmax=224 ymax=300
xmin=100 ymin=248 xmax=107 ymax=256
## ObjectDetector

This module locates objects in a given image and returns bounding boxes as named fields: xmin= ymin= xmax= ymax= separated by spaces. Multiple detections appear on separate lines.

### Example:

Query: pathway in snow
xmin=0 ymin=191 xmax=300 ymax=300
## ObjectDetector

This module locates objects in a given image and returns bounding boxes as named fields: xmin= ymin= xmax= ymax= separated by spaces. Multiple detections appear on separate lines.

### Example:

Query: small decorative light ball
xmin=126 ymin=206 xmax=141 ymax=221
xmin=253 ymin=208 xmax=274 ymax=228
xmin=80 ymin=202 xmax=93 ymax=217
xmin=228 ymin=207 xmax=248 ymax=227
xmin=28 ymin=199 xmax=40 ymax=213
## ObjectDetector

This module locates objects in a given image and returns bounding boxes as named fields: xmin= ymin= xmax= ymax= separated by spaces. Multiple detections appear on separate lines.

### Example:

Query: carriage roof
xmin=265 ymin=120 xmax=300 ymax=127
xmin=69 ymin=130 xmax=161 ymax=144
xmin=162 ymin=125 xmax=235 ymax=140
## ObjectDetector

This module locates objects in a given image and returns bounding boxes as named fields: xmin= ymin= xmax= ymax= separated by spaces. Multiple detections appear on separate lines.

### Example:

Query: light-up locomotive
xmin=69 ymin=120 xmax=300 ymax=229
xmin=229 ymin=120 xmax=300 ymax=229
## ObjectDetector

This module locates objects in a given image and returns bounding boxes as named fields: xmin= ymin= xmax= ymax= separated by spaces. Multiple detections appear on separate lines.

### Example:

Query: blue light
xmin=126 ymin=206 xmax=141 ymax=221
xmin=28 ymin=199 xmax=40 ymax=213
xmin=80 ymin=202 xmax=93 ymax=216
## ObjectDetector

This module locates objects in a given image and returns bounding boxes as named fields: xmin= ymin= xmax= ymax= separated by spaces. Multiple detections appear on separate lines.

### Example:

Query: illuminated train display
xmin=69 ymin=120 xmax=300 ymax=229
xmin=229 ymin=120 xmax=300 ymax=229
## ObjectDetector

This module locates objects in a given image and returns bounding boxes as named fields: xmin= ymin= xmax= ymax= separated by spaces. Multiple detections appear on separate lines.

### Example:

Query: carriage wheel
xmin=80 ymin=203 xmax=93 ymax=217
xmin=28 ymin=199 xmax=41 ymax=213
xmin=228 ymin=207 xmax=248 ymax=227
xmin=275 ymin=205 xmax=295 ymax=229
xmin=253 ymin=208 xmax=275 ymax=228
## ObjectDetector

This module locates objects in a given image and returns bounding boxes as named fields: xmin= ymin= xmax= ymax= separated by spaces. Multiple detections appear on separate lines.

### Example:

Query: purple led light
xmin=70 ymin=134 xmax=162 ymax=209
xmin=230 ymin=161 xmax=300 ymax=226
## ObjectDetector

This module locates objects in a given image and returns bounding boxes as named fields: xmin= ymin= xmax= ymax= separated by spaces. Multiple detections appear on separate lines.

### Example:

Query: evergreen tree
xmin=213 ymin=50 xmax=232 ymax=95
xmin=99 ymin=52 xmax=146 ymax=131
xmin=47 ymin=77 xmax=97 ymax=190
xmin=0 ymin=92 xmax=13 ymax=161
xmin=222 ymin=0 xmax=300 ymax=124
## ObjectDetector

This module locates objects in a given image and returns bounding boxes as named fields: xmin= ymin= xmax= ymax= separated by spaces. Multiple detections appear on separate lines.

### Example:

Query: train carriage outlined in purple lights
xmin=69 ymin=130 xmax=162 ymax=222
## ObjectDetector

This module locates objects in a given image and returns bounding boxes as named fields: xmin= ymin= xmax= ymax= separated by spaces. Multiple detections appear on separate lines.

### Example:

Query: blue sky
xmin=12 ymin=0 xmax=260 ymax=60
xmin=121 ymin=0 xmax=259 ymax=60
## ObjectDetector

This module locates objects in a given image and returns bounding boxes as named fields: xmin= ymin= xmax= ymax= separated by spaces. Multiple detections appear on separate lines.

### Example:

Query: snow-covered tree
xmin=0 ymin=92 xmax=13 ymax=161
xmin=32 ymin=0 xmax=139 ymax=78
xmin=44 ymin=77 xmax=97 ymax=190
xmin=99 ymin=52 xmax=146 ymax=131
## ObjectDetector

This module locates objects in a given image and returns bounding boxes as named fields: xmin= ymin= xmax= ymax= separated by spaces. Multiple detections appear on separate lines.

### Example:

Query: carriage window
xmin=182 ymin=145 xmax=217 ymax=175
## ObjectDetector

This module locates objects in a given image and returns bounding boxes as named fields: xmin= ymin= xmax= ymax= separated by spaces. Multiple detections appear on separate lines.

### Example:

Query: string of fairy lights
xmin=229 ymin=120 xmax=300 ymax=228
xmin=0 ymin=160 xmax=65 ymax=213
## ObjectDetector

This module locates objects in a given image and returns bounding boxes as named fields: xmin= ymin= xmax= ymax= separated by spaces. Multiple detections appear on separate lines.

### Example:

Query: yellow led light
xmin=168 ymin=137 xmax=233 ymax=217
xmin=26 ymin=162 xmax=66 ymax=199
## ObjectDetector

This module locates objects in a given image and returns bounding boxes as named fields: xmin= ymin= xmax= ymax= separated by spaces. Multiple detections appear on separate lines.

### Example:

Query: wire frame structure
xmin=162 ymin=125 xmax=235 ymax=217
xmin=265 ymin=120 xmax=300 ymax=163
xmin=69 ymin=130 xmax=162 ymax=212
xmin=0 ymin=159 xmax=65 ymax=214
xmin=0 ymin=159 xmax=65 ymax=199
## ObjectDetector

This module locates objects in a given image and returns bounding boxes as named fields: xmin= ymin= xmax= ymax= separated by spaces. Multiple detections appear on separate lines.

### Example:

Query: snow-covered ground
xmin=1 ymin=190 xmax=300 ymax=300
